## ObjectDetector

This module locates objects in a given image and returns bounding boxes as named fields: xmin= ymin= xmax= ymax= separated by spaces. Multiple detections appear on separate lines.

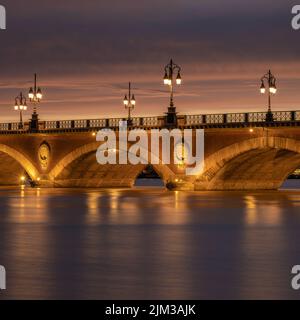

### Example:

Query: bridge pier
xmin=38 ymin=175 xmax=55 ymax=188
xmin=166 ymin=176 xmax=195 ymax=191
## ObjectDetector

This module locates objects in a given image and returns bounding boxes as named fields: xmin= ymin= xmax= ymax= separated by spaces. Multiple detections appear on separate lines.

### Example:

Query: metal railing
xmin=0 ymin=110 xmax=300 ymax=133
xmin=185 ymin=110 xmax=300 ymax=125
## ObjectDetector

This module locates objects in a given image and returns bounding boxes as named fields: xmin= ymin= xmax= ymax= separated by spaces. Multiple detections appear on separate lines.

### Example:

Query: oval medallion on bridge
xmin=38 ymin=143 xmax=50 ymax=170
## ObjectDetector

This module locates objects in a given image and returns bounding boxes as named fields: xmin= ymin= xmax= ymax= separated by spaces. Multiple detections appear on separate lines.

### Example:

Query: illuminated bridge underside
xmin=0 ymin=152 xmax=26 ymax=185
xmin=202 ymin=148 xmax=300 ymax=190
xmin=52 ymin=139 xmax=300 ymax=190
xmin=53 ymin=151 xmax=173 ymax=188
xmin=195 ymin=137 xmax=300 ymax=190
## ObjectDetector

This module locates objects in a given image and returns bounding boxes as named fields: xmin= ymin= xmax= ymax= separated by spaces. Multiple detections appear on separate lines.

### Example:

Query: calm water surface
xmin=0 ymin=181 xmax=300 ymax=300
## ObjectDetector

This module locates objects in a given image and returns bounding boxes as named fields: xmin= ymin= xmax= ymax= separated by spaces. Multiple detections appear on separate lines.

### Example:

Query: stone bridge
xmin=0 ymin=109 xmax=300 ymax=190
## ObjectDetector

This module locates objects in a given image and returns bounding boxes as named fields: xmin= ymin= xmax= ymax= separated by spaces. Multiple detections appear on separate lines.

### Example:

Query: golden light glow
xmin=176 ymin=72 xmax=182 ymax=85
xmin=177 ymin=160 xmax=185 ymax=169
xmin=260 ymin=88 xmax=266 ymax=94
xmin=260 ymin=81 xmax=266 ymax=94
xmin=245 ymin=195 xmax=258 ymax=225
xmin=269 ymin=87 xmax=277 ymax=94
xmin=123 ymin=94 xmax=129 ymax=106
xmin=293 ymin=169 xmax=300 ymax=175
xmin=249 ymin=128 xmax=254 ymax=133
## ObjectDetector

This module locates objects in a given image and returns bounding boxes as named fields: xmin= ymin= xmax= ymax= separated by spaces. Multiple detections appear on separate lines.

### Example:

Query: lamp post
xmin=14 ymin=92 xmax=27 ymax=129
xmin=163 ymin=59 xmax=182 ymax=127
xmin=260 ymin=70 xmax=277 ymax=122
xmin=28 ymin=73 xmax=43 ymax=131
xmin=123 ymin=82 xmax=136 ymax=126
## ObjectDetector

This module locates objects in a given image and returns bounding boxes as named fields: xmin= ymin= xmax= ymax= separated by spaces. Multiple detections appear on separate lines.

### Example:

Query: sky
xmin=0 ymin=0 xmax=299 ymax=121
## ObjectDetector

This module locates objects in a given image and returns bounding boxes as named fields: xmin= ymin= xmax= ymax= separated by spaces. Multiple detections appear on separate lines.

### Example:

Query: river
xmin=0 ymin=181 xmax=300 ymax=299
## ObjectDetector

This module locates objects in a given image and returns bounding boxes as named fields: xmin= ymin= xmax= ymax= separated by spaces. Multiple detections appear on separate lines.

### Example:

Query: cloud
xmin=0 ymin=0 xmax=299 ymax=121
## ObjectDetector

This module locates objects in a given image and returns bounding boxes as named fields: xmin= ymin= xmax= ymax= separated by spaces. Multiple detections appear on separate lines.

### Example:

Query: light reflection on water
xmin=0 ymin=184 xmax=300 ymax=299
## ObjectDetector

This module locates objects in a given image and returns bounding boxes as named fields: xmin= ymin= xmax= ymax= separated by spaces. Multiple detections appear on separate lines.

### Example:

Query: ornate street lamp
xmin=14 ymin=92 xmax=27 ymax=129
xmin=163 ymin=59 xmax=182 ymax=127
xmin=123 ymin=82 xmax=136 ymax=126
xmin=260 ymin=70 xmax=277 ymax=122
xmin=28 ymin=73 xmax=43 ymax=131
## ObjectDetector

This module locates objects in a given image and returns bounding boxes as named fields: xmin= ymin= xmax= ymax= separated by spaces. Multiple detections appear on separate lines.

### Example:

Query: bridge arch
xmin=195 ymin=137 xmax=300 ymax=190
xmin=49 ymin=142 xmax=175 ymax=188
xmin=0 ymin=144 xmax=39 ymax=184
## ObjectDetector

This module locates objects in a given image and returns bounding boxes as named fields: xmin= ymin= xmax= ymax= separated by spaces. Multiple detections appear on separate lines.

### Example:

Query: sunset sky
xmin=0 ymin=0 xmax=299 ymax=121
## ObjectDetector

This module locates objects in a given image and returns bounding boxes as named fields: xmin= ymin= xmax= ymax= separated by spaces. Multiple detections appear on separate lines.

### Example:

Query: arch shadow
xmin=195 ymin=137 xmax=300 ymax=190
xmin=0 ymin=144 xmax=39 ymax=185
xmin=49 ymin=142 xmax=175 ymax=188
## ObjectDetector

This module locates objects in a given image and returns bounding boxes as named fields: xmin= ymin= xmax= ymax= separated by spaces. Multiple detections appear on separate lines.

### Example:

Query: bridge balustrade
xmin=0 ymin=123 xmax=10 ymax=131
xmin=186 ymin=115 xmax=203 ymax=125
xmin=60 ymin=120 xmax=72 ymax=129
xmin=248 ymin=112 xmax=266 ymax=122
xmin=272 ymin=111 xmax=292 ymax=122
xmin=74 ymin=120 xmax=87 ymax=128
xmin=131 ymin=118 xmax=140 ymax=126
xmin=89 ymin=119 xmax=106 ymax=128
xmin=1 ymin=110 xmax=300 ymax=133
xmin=227 ymin=113 xmax=246 ymax=123
xmin=44 ymin=121 xmax=58 ymax=129
xmin=109 ymin=118 xmax=123 ymax=127
xmin=206 ymin=114 xmax=224 ymax=124
xmin=142 ymin=117 xmax=160 ymax=127
xmin=10 ymin=123 xmax=19 ymax=131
